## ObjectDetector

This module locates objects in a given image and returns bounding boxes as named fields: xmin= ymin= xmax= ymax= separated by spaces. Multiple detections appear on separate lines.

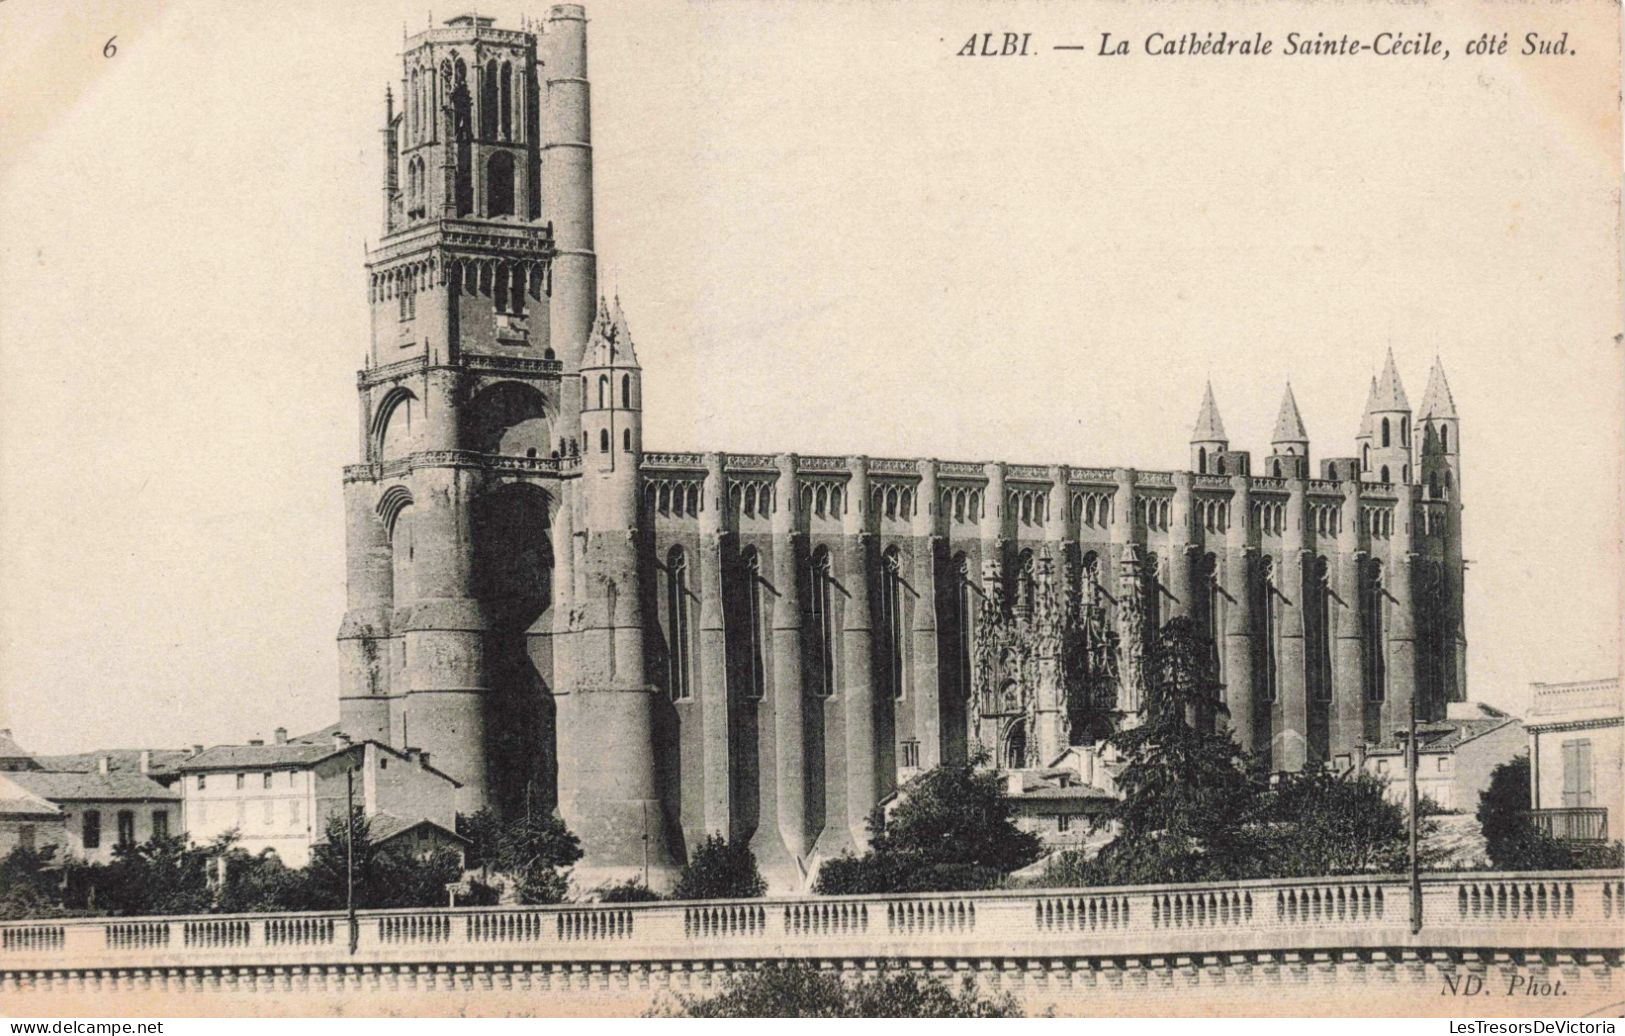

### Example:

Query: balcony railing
xmin=1533 ymin=807 xmax=1609 ymax=843
xmin=1 ymin=871 xmax=1620 ymax=975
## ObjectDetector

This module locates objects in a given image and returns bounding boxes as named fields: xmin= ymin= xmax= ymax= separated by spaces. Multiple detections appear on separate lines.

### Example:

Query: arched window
xmin=1441 ymin=425 xmax=1449 ymax=451
xmin=1311 ymin=556 xmax=1332 ymax=702
xmin=622 ymin=374 xmax=631 ymax=408
xmin=1402 ymin=464 xmax=1409 ymax=484
xmin=598 ymin=375 xmax=608 ymax=409
xmin=1259 ymin=556 xmax=1279 ymax=705
xmin=1216 ymin=456 xmax=1227 ymax=475
xmin=1198 ymin=446 xmax=1207 ymax=473
xmin=1362 ymin=444 xmax=1371 ymax=471
xmin=809 ymin=547 xmax=836 ymax=698
xmin=499 ymin=62 xmax=512 ymax=140
xmin=1004 ymin=725 xmax=1027 ymax=770
xmin=622 ymin=428 xmax=632 ymax=453
xmin=1271 ymin=460 xmax=1281 ymax=478
xmin=667 ymin=548 xmax=692 ymax=701
xmin=1144 ymin=552 xmax=1161 ymax=635
xmin=1364 ymin=559 xmax=1386 ymax=702
xmin=599 ymin=429 xmax=609 ymax=453
xmin=480 ymin=60 xmax=499 ymax=139
xmin=1401 ymin=416 xmax=1410 ymax=447
xmin=1380 ymin=466 xmax=1390 ymax=484
xmin=1381 ymin=418 xmax=1391 ymax=448
xmin=582 ymin=376 xmax=588 ymax=405
xmin=1015 ymin=550 xmax=1035 ymax=619
xmin=950 ymin=552 xmax=973 ymax=710
xmin=742 ymin=549 xmax=765 ymax=701
xmin=881 ymin=547 xmax=905 ymax=701
xmin=486 ymin=151 xmax=515 ymax=217
xmin=1429 ymin=473 xmax=1438 ymax=499
xmin=1200 ymin=553 xmax=1223 ymax=690
xmin=509 ymin=264 xmax=525 ymax=314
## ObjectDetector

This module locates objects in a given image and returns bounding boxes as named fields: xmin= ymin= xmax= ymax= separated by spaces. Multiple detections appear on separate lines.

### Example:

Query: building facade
xmin=1525 ymin=678 xmax=1621 ymax=843
xmin=335 ymin=7 xmax=1469 ymax=889
xmin=1359 ymin=702 xmax=1525 ymax=813
xmin=180 ymin=734 xmax=460 ymax=867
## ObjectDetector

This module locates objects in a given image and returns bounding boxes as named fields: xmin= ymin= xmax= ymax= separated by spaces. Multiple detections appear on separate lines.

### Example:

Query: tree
xmin=298 ymin=809 xmax=463 ymax=910
xmin=814 ymin=758 xmax=1043 ymax=895
xmin=1073 ymin=617 xmax=1266 ymax=885
xmin=0 ymin=845 xmax=69 ymax=920
xmin=649 ymin=962 xmax=1027 ymax=1018
xmin=670 ymin=835 xmax=765 ymax=900
xmin=1255 ymin=768 xmax=1413 ymax=876
xmin=486 ymin=810 xmax=583 ymax=904
xmin=1478 ymin=755 xmax=1577 ymax=870
xmin=596 ymin=878 xmax=662 ymax=903
xmin=1048 ymin=617 xmax=1415 ymax=886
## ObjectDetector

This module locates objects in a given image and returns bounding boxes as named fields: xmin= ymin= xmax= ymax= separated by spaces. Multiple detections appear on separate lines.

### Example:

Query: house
xmin=1359 ymin=702 xmax=1526 ymax=813
xmin=33 ymin=747 xmax=192 ymax=791
xmin=0 ymin=765 xmax=181 ymax=864
xmin=1525 ymin=678 xmax=1621 ymax=843
xmin=0 ymin=778 xmax=68 ymax=857
xmin=0 ymin=729 xmax=43 ymax=772
xmin=178 ymin=730 xmax=460 ymax=866
xmin=368 ymin=813 xmax=469 ymax=865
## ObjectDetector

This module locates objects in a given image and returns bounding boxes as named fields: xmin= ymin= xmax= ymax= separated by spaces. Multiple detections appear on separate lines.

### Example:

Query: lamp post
xmin=346 ymin=766 xmax=358 ymax=954
xmin=1407 ymin=697 xmax=1422 ymax=934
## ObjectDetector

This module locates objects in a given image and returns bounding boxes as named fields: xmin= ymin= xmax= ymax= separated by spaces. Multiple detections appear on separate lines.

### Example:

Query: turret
xmin=578 ymin=295 xmax=642 ymax=529
xmin=1189 ymin=381 xmax=1228 ymax=474
xmin=1417 ymin=357 xmax=1459 ymax=502
xmin=1266 ymin=383 xmax=1310 ymax=479
xmin=1354 ymin=376 xmax=1378 ymax=478
xmin=1365 ymin=349 xmax=1413 ymax=486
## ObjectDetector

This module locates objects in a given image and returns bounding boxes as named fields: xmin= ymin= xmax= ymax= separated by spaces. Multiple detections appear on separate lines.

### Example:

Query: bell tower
xmin=339 ymin=9 xmax=600 ymax=815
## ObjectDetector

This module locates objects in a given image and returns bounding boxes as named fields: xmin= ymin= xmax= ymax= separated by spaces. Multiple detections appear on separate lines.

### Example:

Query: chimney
xmin=139 ymin=750 xmax=151 ymax=775
xmin=247 ymin=739 xmax=264 ymax=746
xmin=191 ymin=744 xmax=204 ymax=756
xmin=333 ymin=731 xmax=352 ymax=749
xmin=98 ymin=756 xmax=110 ymax=775
xmin=274 ymin=727 xmax=288 ymax=744
xmin=417 ymin=750 xmax=430 ymax=770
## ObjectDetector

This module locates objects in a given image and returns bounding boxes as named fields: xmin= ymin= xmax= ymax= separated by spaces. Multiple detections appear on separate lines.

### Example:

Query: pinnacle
xmin=1371 ymin=347 xmax=1410 ymax=412
xmin=1271 ymin=383 xmax=1309 ymax=443
xmin=1417 ymin=356 xmax=1457 ymax=420
xmin=1190 ymin=381 xmax=1227 ymax=442
xmin=1357 ymin=376 xmax=1378 ymax=440
xmin=584 ymin=294 xmax=640 ymax=369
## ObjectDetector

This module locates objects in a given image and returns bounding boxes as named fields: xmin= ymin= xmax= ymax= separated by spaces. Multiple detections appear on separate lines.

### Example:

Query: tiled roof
xmin=1365 ymin=716 xmax=1520 ymax=756
xmin=0 ymin=777 xmax=64 ymax=819
xmin=289 ymin=723 xmax=341 ymax=744
xmin=179 ymin=743 xmax=340 ymax=771
xmin=5 ymin=769 xmax=179 ymax=803
xmin=0 ymin=729 xmax=34 ymax=762
xmin=34 ymin=749 xmax=192 ymax=776
xmin=370 ymin=813 xmax=468 ymax=846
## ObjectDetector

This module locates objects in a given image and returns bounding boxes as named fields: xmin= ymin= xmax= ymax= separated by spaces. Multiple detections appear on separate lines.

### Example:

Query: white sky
xmin=0 ymin=0 xmax=1619 ymax=754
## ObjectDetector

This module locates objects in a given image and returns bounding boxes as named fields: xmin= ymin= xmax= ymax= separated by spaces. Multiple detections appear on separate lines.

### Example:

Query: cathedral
xmin=336 ymin=7 xmax=1467 ymax=890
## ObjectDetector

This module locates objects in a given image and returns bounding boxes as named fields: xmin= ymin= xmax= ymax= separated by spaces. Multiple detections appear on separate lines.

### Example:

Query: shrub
xmin=671 ymin=835 xmax=766 ymax=900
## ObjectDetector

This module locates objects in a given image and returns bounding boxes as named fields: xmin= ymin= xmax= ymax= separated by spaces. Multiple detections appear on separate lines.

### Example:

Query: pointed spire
xmin=584 ymin=294 xmax=640 ymax=368
xmin=609 ymin=294 xmax=640 ymax=368
xmin=1271 ymin=383 xmax=1309 ymax=444
xmin=1190 ymin=381 xmax=1227 ymax=442
xmin=1356 ymin=376 xmax=1378 ymax=441
xmin=1371 ymin=347 xmax=1411 ymax=412
xmin=1417 ymin=356 xmax=1457 ymax=420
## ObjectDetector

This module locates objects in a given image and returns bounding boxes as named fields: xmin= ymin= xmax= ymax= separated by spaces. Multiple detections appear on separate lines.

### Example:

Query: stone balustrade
xmin=2 ymin=872 xmax=1619 ymax=977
